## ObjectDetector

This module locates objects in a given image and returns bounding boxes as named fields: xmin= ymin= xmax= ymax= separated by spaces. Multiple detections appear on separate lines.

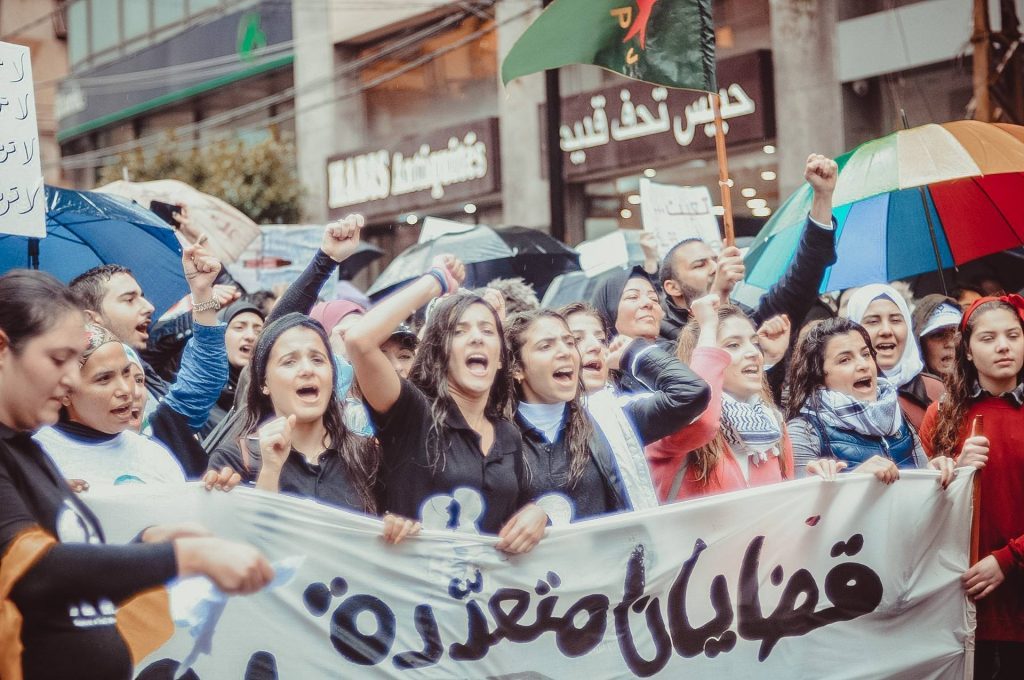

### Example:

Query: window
xmin=153 ymin=0 xmax=186 ymax=29
xmin=89 ymin=0 xmax=122 ymax=52
xmin=123 ymin=0 xmax=151 ymax=40
xmin=67 ymin=0 xmax=89 ymax=66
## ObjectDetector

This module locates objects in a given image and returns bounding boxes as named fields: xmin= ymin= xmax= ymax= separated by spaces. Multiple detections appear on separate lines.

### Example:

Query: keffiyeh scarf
xmin=804 ymin=378 xmax=904 ymax=438
xmin=720 ymin=393 xmax=783 ymax=464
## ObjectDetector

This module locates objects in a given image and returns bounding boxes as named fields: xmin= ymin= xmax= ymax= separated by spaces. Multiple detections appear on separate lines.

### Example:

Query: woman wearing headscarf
xmin=844 ymin=284 xmax=943 ymax=430
xmin=588 ymin=266 xmax=664 ymax=393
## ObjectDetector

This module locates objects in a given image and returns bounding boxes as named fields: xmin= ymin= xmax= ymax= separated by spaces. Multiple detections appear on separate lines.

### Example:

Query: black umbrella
xmin=367 ymin=225 xmax=579 ymax=300
xmin=337 ymin=241 xmax=384 ymax=280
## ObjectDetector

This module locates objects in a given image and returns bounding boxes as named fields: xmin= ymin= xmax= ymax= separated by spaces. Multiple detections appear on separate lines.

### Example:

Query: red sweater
xmin=920 ymin=396 xmax=1024 ymax=642
xmin=646 ymin=347 xmax=792 ymax=502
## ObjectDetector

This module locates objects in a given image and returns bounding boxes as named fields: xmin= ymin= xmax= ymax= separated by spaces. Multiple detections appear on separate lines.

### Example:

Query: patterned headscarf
xmin=80 ymin=324 xmax=118 ymax=366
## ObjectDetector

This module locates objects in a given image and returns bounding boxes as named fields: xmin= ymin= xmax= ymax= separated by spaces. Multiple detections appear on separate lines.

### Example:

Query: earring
xmin=262 ymin=386 xmax=270 ymax=395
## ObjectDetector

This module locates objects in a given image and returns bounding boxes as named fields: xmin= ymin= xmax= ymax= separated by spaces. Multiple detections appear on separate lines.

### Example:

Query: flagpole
xmin=711 ymin=93 xmax=735 ymax=247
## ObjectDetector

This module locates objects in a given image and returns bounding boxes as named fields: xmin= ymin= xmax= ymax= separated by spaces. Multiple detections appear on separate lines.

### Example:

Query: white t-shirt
xmin=35 ymin=426 xmax=186 ymax=486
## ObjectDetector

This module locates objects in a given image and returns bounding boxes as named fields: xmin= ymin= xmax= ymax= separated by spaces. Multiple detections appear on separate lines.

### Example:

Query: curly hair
xmin=242 ymin=313 xmax=378 ymax=513
xmin=409 ymin=294 xmax=513 ymax=471
xmin=676 ymin=305 xmax=787 ymax=484
xmin=784 ymin=317 xmax=879 ymax=421
xmin=931 ymin=300 xmax=1024 ymax=457
xmin=505 ymin=309 xmax=594 ymax=487
xmin=483 ymin=277 xmax=540 ymax=315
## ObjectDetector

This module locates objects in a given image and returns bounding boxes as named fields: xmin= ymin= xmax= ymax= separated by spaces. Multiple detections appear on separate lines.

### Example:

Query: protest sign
xmin=85 ymin=472 xmax=972 ymax=679
xmin=418 ymin=216 xmax=477 ymax=243
xmin=227 ymin=224 xmax=336 ymax=300
xmin=0 ymin=41 xmax=45 ymax=238
xmin=639 ymin=178 xmax=722 ymax=257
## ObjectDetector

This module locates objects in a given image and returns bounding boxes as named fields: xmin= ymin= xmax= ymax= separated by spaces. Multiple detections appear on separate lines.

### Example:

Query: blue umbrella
xmin=0 ymin=186 xmax=187 ymax=318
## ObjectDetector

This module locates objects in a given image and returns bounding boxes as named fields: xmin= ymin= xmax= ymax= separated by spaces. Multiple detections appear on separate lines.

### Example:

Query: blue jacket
xmin=788 ymin=412 xmax=923 ymax=473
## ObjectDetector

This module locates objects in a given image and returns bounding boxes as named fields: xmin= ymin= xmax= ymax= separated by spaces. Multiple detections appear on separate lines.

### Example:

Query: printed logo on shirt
xmin=114 ymin=474 xmax=144 ymax=485
xmin=55 ymin=500 xmax=118 ymax=628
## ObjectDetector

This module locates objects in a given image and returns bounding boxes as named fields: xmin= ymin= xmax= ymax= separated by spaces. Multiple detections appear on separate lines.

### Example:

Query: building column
xmin=495 ymin=0 xmax=550 ymax=230
xmin=768 ymin=0 xmax=843 ymax=198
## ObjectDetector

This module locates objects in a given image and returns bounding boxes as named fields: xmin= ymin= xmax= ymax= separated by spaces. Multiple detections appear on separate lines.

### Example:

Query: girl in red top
xmin=647 ymin=297 xmax=839 ymax=501
xmin=920 ymin=295 xmax=1024 ymax=679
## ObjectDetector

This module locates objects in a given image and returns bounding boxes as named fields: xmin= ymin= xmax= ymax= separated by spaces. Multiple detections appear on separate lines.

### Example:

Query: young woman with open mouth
xmin=205 ymin=314 xmax=422 ymax=536
xmin=347 ymin=255 xmax=547 ymax=553
xmin=645 ymin=296 xmax=835 ymax=501
xmin=845 ymin=284 xmax=943 ymax=430
xmin=920 ymin=295 xmax=1024 ymax=678
xmin=785 ymin=317 xmax=955 ymax=486
xmin=34 ymin=324 xmax=186 ymax=488
xmin=0 ymin=271 xmax=272 ymax=680
xmin=557 ymin=301 xmax=711 ymax=509
xmin=911 ymin=294 xmax=962 ymax=379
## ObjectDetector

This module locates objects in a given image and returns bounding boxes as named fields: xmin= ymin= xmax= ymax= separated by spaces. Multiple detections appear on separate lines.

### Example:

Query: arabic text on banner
xmin=85 ymin=472 xmax=973 ymax=679
xmin=639 ymin=178 xmax=722 ymax=257
xmin=0 ymin=41 xmax=45 ymax=238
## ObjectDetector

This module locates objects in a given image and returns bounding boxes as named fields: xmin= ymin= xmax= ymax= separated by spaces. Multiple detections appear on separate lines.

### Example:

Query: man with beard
xmin=657 ymin=154 xmax=840 ymax=348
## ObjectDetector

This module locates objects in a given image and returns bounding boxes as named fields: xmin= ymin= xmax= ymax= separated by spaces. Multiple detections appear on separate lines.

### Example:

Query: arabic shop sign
xmin=549 ymin=50 xmax=775 ymax=179
xmin=326 ymin=118 xmax=500 ymax=220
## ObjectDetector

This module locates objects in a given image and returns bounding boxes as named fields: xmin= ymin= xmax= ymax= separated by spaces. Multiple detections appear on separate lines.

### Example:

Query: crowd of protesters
xmin=1 ymin=153 xmax=1023 ymax=678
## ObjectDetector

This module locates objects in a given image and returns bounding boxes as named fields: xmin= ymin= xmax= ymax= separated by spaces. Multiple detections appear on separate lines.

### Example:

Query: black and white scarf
xmin=720 ymin=393 xmax=783 ymax=464
xmin=804 ymin=378 xmax=903 ymax=437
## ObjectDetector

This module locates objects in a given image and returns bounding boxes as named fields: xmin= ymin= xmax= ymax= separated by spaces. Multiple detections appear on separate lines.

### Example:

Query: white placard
xmin=0 ymin=41 xmax=45 ymax=237
xmin=639 ymin=178 xmax=722 ymax=257
xmin=417 ymin=215 xmax=477 ymax=243
xmin=86 ymin=472 xmax=971 ymax=678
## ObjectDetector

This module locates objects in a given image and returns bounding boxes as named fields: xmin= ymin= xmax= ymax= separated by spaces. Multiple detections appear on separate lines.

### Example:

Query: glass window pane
xmin=123 ymin=0 xmax=151 ymax=39
xmin=89 ymin=0 xmax=121 ymax=53
xmin=154 ymin=0 xmax=185 ymax=27
xmin=67 ymin=0 xmax=89 ymax=66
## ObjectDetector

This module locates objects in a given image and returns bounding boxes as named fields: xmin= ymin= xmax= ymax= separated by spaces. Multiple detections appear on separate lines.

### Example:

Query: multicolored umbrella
xmin=745 ymin=121 xmax=1024 ymax=292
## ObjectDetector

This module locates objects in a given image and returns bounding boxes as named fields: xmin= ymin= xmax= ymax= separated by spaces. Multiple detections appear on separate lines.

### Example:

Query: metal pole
xmin=901 ymin=109 xmax=949 ymax=296
xmin=543 ymin=0 xmax=565 ymax=242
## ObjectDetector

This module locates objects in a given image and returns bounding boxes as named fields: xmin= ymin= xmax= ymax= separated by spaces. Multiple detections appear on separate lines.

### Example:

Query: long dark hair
xmin=0 ymin=270 xmax=83 ymax=353
xmin=505 ymin=309 xmax=594 ymax=487
xmin=677 ymin=305 xmax=788 ymax=483
xmin=409 ymin=294 xmax=513 ymax=470
xmin=243 ymin=312 xmax=378 ymax=512
xmin=931 ymin=300 xmax=1024 ymax=457
xmin=784 ymin=317 xmax=879 ymax=421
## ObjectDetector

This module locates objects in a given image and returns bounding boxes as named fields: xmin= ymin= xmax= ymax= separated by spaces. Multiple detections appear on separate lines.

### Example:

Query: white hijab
xmin=844 ymin=284 xmax=924 ymax=389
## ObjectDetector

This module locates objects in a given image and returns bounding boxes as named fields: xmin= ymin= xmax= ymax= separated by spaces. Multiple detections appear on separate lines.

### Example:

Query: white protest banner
xmin=86 ymin=472 xmax=972 ymax=679
xmin=226 ymin=224 xmax=337 ymax=300
xmin=0 ymin=41 xmax=45 ymax=237
xmin=639 ymin=178 xmax=722 ymax=257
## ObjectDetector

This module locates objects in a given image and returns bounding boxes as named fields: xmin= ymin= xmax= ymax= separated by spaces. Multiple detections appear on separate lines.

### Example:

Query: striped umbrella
xmin=745 ymin=121 xmax=1024 ymax=292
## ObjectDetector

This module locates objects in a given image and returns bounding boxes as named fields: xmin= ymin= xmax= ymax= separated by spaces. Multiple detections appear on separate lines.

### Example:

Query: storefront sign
xmin=549 ymin=50 xmax=774 ymax=180
xmin=326 ymin=118 xmax=500 ymax=221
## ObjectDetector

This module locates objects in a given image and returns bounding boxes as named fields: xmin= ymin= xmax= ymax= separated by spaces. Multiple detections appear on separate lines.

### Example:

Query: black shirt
xmin=368 ymin=380 xmax=525 ymax=535
xmin=0 ymin=422 xmax=177 ymax=680
xmin=515 ymin=412 xmax=617 ymax=521
xmin=209 ymin=438 xmax=369 ymax=513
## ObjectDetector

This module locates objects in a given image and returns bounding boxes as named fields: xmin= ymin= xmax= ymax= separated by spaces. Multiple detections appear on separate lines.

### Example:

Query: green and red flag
xmin=501 ymin=0 xmax=717 ymax=92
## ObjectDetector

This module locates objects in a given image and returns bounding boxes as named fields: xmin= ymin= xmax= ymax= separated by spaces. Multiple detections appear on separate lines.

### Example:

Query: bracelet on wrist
xmin=190 ymin=294 xmax=222 ymax=313
xmin=426 ymin=268 xmax=449 ymax=295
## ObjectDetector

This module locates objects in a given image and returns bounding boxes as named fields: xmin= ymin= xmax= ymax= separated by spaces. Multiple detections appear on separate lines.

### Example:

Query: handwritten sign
xmin=85 ymin=472 xmax=971 ymax=678
xmin=640 ymin=178 xmax=722 ymax=257
xmin=418 ymin=216 xmax=477 ymax=243
xmin=0 ymin=41 xmax=45 ymax=237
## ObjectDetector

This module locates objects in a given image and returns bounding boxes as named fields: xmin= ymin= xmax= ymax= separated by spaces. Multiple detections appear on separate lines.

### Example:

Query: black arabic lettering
xmin=613 ymin=544 xmax=671 ymax=677
xmin=15 ymin=93 xmax=29 ymax=121
xmin=18 ymin=183 xmax=41 ymax=216
xmin=392 ymin=604 xmax=443 ymax=669
xmin=329 ymin=594 xmax=396 ymax=666
xmin=667 ymin=538 xmax=736 ymax=659
xmin=22 ymin=138 xmax=36 ymax=165
xmin=737 ymin=534 xmax=883 ymax=661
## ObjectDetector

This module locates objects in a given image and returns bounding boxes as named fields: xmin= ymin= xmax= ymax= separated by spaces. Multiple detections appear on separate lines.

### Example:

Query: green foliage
xmin=98 ymin=134 xmax=303 ymax=224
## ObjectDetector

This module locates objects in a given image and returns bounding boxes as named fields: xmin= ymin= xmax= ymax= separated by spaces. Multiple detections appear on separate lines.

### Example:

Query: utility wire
xmin=54 ymin=5 xmax=528 ymax=171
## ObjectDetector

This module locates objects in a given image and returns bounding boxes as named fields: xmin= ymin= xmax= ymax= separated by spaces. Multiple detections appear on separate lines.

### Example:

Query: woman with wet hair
xmin=347 ymin=256 xmax=547 ymax=553
xmin=34 ymin=324 xmax=185 ymax=488
xmin=645 ymin=297 xmax=832 ymax=501
xmin=920 ymin=295 xmax=1024 ymax=678
xmin=0 ymin=270 xmax=272 ymax=680
xmin=785 ymin=316 xmax=955 ymax=485
xmin=844 ymin=284 xmax=943 ymax=430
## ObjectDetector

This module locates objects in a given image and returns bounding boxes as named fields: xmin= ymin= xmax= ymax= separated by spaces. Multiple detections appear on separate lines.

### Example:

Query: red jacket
xmin=921 ymin=395 xmax=1024 ymax=642
xmin=646 ymin=347 xmax=792 ymax=502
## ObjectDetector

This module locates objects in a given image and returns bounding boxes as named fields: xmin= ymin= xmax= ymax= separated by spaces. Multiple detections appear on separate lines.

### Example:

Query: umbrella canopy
xmin=337 ymin=242 xmax=384 ymax=281
xmin=0 ymin=186 xmax=187 ymax=319
xmin=367 ymin=225 xmax=580 ymax=300
xmin=745 ymin=121 xmax=1024 ymax=292
xmin=97 ymin=179 xmax=260 ymax=264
